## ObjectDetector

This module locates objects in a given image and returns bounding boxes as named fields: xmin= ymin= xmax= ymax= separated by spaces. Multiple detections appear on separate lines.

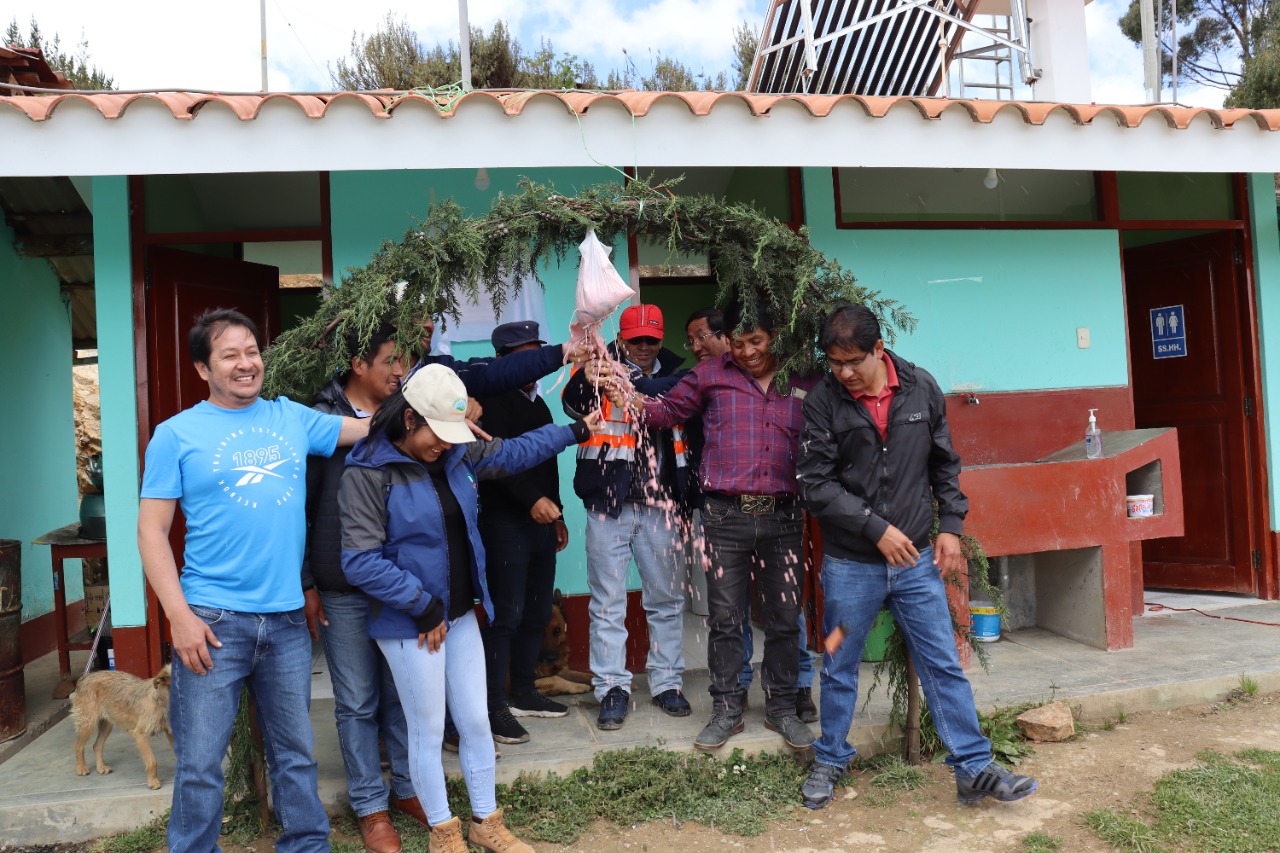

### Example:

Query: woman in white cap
xmin=338 ymin=363 xmax=600 ymax=853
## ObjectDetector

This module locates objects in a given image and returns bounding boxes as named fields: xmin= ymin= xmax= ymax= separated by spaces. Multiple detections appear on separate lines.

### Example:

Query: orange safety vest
xmin=566 ymin=367 xmax=688 ymax=468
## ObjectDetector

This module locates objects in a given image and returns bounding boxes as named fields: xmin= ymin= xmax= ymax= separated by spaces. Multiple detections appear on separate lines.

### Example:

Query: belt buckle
xmin=739 ymin=494 xmax=775 ymax=515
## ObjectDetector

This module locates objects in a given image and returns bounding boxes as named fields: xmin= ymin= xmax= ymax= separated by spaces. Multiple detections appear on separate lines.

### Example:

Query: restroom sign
xmin=1150 ymin=304 xmax=1186 ymax=360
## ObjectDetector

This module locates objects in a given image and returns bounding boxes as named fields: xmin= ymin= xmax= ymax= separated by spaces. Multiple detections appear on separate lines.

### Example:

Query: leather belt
xmin=705 ymin=492 xmax=795 ymax=515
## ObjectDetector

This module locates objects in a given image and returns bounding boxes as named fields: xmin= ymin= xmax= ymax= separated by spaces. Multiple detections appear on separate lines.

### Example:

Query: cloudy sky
xmin=20 ymin=0 xmax=1222 ymax=107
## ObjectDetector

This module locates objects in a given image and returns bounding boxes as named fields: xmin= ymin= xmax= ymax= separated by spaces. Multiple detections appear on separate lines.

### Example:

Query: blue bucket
xmin=970 ymin=602 xmax=1001 ymax=643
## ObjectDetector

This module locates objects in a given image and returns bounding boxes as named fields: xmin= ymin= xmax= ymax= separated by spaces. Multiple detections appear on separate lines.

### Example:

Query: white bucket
xmin=1126 ymin=494 xmax=1154 ymax=518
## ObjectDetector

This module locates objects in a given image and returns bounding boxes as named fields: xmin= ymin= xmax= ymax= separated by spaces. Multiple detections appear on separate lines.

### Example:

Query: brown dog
xmin=72 ymin=665 xmax=173 ymax=790
xmin=533 ymin=590 xmax=593 ymax=696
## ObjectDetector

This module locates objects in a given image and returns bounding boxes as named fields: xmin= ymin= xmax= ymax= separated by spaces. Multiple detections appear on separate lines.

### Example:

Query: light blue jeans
xmin=169 ymin=607 xmax=330 ymax=853
xmin=585 ymin=504 xmax=686 ymax=701
xmin=815 ymin=549 xmax=992 ymax=778
xmin=318 ymin=590 xmax=414 ymax=817
xmin=740 ymin=608 xmax=816 ymax=689
xmin=378 ymin=612 xmax=495 ymax=827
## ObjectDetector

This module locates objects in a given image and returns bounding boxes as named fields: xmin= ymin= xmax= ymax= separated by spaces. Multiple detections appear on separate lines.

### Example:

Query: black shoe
xmin=956 ymin=761 xmax=1038 ymax=804
xmin=597 ymin=687 xmax=629 ymax=730
xmin=652 ymin=688 xmax=692 ymax=717
xmin=694 ymin=714 xmax=744 ymax=751
xmin=488 ymin=707 xmax=530 ymax=744
xmin=442 ymin=731 xmax=502 ymax=759
xmin=509 ymin=691 xmax=569 ymax=718
xmin=764 ymin=712 xmax=815 ymax=749
xmin=795 ymin=687 xmax=818 ymax=723
xmin=801 ymin=762 xmax=845 ymax=810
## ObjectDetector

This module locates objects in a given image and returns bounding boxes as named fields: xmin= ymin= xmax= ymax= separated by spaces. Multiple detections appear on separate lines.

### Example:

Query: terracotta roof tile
xmin=1 ymin=89 xmax=1278 ymax=133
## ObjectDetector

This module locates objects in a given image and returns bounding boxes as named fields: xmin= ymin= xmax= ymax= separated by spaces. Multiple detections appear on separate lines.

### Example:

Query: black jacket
xmin=562 ymin=343 xmax=690 ymax=518
xmin=476 ymin=387 xmax=561 ymax=517
xmin=798 ymin=350 xmax=967 ymax=563
xmin=302 ymin=344 xmax=569 ymax=593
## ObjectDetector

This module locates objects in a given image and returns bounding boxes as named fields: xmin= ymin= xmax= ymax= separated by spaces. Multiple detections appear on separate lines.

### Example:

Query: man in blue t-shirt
xmin=138 ymin=308 xmax=368 ymax=853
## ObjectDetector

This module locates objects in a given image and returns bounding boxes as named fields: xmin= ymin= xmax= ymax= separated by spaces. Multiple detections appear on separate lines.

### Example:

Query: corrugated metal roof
xmin=1 ymin=89 xmax=1277 ymax=131
xmin=0 ymin=176 xmax=95 ymax=345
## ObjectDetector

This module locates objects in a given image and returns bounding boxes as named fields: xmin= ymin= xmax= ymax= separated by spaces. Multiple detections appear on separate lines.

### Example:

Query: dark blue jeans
xmin=318 ymin=590 xmax=414 ymax=816
xmin=702 ymin=495 xmax=805 ymax=718
xmin=169 ymin=607 xmax=329 ymax=853
xmin=480 ymin=510 xmax=559 ymax=707
xmin=815 ymin=550 xmax=992 ymax=777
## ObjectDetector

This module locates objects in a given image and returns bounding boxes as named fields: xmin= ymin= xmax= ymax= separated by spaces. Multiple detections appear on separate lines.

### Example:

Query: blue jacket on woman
xmin=338 ymin=421 xmax=584 ymax=640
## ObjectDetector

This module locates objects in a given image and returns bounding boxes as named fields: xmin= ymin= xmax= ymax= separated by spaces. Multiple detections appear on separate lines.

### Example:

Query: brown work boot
xmin=428 ymin=816 xmax=468 ymax=853
xmin=356 ymin=811 xmax=402 ymax=853
xmin=468 ymin=808 xmax=533 ymax=852
xmin=390 ymin=795 xmax=429 ymax=830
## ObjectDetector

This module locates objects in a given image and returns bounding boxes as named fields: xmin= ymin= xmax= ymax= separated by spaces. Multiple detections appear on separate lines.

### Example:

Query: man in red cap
xmin=562 ymin=304 xmax=693 ymax=731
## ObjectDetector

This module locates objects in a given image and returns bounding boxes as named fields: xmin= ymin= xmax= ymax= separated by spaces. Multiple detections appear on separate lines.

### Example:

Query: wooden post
xmin=904 ymin=656 xmax=921 ymax=765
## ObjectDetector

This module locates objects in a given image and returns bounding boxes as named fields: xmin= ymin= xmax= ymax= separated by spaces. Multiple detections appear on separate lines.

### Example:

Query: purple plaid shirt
xmin=642 ymin=353 xmax=819 ymax=498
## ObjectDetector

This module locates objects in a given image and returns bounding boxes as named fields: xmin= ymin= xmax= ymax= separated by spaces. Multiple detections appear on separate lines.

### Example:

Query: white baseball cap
xmin=401 ymin=363 xmax=476 ymax=445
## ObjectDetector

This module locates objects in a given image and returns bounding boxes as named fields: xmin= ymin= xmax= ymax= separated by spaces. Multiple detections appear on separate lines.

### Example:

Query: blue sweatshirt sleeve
xmin=467 ymin=423 xmax=578 ymax=481
xmin=433 ymin=344 xmax=563 ymax=397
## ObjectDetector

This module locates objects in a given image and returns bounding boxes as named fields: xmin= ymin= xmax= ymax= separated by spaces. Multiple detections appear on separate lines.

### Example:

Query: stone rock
xmin=1015 ymin=701 xmax=1075 ymax=742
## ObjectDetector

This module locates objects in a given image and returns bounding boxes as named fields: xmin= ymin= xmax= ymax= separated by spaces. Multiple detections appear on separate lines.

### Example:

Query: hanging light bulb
xmin=474 ymin=167 xmax=491 ymax=191
xmin=983 ymin=168 xmax=999 ymax=190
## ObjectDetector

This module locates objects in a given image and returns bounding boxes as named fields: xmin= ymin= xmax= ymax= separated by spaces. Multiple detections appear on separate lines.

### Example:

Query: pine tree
xmin=5 ymin=16 xmax=114 ymax=90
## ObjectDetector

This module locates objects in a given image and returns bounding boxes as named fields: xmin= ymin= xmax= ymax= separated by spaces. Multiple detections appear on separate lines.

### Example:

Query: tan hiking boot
xmin=468 ymin=808 xmax=533 ymax=852
xmin=427 ymin=816 xmax=467 ymax=853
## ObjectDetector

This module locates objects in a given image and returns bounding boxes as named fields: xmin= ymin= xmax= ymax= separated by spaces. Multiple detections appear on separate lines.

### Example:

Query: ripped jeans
xmin=378 ymin=611 xmax=496 ymax=825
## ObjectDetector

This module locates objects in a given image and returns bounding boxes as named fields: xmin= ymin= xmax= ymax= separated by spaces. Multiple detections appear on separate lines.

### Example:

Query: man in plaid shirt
xmin=627 ymin=302 xmax=819 ymax=752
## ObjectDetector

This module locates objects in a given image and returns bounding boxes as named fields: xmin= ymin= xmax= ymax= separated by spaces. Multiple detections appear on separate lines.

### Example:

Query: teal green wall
xmin=330 ymin=167 xmax=620 ymax=596
xmin=0 ymin=223 xmax=81 ymax=621
xmin=801 ymin=168 xmax=1129 ymax=392
xmin=93 ymin=177 xmax=146 ymax=627
xmin=1247 ymin=173 xmax=1280 ymax=529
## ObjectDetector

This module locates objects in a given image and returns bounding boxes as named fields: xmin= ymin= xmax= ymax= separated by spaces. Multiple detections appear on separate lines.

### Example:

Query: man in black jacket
xmin=562 ymin=304 xmax=692 ymax=731
xmin=477 ymin=321 xmax=572 ymax=745
xmin=797 ymin=303 xmax=1037 ymax=810
xmin=302 ymin=319 xmax=583 ymax=853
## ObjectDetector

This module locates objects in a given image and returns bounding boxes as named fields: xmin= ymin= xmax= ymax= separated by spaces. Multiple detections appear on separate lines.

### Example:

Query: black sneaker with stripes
xmin=956 ymin=761 xmax=1038 ymax=804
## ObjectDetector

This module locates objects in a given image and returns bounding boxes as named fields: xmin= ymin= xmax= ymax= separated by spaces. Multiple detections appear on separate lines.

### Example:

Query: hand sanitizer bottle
xmin=1085 ymin=408 xmax=1103 ymax=459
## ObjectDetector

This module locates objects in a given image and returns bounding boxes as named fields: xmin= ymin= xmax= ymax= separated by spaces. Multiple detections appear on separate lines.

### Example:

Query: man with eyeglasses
xmin=562 ymin=304 xmax=693 ymax=731
xmin=796 ymin=302 xmax=1037 ymax=809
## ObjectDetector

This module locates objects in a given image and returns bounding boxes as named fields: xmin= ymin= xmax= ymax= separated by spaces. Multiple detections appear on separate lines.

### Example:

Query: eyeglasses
xmin=828 ymin=353 xmax=873 ymax=372
xmin=683 ymin=331 xmax=721 ymax=351
xmin=628 ymin=336 xmax=661 ymax=347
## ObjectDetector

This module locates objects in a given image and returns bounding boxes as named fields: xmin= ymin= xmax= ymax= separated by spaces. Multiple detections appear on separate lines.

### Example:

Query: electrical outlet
xmin=1076 ymin=327 xmax=1090 ymax=349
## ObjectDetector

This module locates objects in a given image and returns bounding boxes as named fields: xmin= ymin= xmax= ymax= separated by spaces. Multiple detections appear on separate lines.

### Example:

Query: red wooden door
xmin=145 ymin=246 xmax=280 ymax=422
xmin=142 ymin=246 xmax=280 ymax=658
xmin=1124 ymin=232 xmax=1256 ymax=593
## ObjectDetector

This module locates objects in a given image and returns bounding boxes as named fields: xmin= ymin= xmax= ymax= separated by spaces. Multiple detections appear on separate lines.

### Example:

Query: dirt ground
xmin=77 ymin=691 xmax=1280 ymax=853
xmin=534 ymin=692 xmax=1280 ymax=853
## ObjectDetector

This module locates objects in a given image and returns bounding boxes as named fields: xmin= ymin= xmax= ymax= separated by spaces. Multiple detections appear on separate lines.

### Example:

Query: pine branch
xmin=263 ymin=176 xmax=914 ymax=401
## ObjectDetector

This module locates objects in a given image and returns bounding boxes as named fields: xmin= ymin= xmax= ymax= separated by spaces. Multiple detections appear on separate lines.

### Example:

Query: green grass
xmin=92 ymin=813 xmax=168 ymax=853
xmin=1085 ymin=748 xmax=1280 ymax=852
xmin=1239 ymin=674 xmax=1260 ymax=697
xmin=1084 ymin=807 xmax=1164 ymax=852
xmin=1021 ymin=831 xmax=1063 ymax=851
xmin=484 ymin=746 xmax=814 ymax=842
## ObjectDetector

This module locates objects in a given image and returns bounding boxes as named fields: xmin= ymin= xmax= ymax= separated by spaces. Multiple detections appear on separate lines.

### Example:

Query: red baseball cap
xmin=619 ymin=304 xmax=664 ymax=340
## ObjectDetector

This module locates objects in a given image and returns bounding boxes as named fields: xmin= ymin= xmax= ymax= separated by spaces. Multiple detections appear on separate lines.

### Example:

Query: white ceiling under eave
xmin=3 ymin=92 xmax=1280 ymax=177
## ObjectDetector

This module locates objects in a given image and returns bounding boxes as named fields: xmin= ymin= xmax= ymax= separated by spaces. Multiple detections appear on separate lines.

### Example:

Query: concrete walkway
xmin=3 ymin=593 xmax=1280 ymax=848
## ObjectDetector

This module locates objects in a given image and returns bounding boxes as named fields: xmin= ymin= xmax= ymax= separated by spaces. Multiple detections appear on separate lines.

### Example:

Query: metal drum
xmin=0 ymin=539 xmax=26 ymax=741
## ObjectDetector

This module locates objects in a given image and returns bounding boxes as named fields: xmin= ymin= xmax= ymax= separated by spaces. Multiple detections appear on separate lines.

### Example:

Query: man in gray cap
xmin=476 ymin=320 xmax=573 ymax=744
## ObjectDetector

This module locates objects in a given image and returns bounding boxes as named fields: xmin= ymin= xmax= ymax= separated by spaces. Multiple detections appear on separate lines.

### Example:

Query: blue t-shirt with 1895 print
xmin=140 ymin=396 xmax=342 ymax=612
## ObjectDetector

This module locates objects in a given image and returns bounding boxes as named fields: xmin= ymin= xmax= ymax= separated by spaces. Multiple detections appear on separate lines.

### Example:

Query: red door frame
xmin=116 ymin=173 xmax=334 ymax=675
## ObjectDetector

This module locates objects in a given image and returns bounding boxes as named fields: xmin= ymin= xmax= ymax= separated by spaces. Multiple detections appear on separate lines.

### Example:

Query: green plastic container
xmin=861 ymin=609 xmax=896 ymax=662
